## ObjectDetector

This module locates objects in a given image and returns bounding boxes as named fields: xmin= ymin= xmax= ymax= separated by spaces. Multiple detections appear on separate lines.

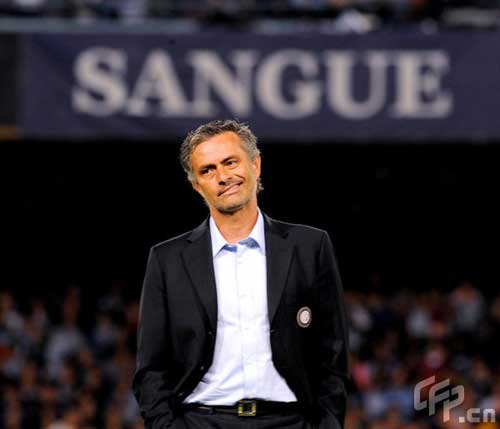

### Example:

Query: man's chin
xmin=215 ymin=200 xmax=248 ymax=215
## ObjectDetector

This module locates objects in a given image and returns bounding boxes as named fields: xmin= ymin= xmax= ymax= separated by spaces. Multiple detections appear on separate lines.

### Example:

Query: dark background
xmin=0 ymin=34 xmax=17 ymax=125
xmin=2 ymin=140 xmax=498 ymax=305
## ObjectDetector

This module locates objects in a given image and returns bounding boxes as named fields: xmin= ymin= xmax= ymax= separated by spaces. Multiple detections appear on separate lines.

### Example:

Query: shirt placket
xmin=237 ymin=243 xmax=258 ymax=399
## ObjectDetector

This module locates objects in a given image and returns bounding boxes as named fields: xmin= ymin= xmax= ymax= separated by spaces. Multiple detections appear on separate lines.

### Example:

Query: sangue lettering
xmin=72 ymin=48 xmax=453 ymax=120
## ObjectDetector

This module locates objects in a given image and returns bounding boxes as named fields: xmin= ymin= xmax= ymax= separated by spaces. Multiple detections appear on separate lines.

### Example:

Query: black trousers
xmin=180 ymin=409 xmax=312 ymax=429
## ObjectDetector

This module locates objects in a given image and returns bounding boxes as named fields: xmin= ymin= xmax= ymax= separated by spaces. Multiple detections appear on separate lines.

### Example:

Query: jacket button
xmin=178 ymin=391 xmax=184 ymax=397
xmin=199 ymin=365 xmax=205 ymax=371
xmin=208 ymin=331 xmax=213 ymax=336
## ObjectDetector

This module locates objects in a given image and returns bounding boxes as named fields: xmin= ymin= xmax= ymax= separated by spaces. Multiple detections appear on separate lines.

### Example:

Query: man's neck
xmin=210 ymin=202 xmax=259 ymax=245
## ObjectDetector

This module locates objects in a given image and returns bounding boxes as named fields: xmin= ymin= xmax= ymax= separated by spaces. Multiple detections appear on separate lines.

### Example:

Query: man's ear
xmin=191 ymin=180 xmax=201 ymax=196
xmin=253 ymin=155 xmax=261 ymax=179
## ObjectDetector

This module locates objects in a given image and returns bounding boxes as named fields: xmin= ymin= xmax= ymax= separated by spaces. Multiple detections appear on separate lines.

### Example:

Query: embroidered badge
xmin=296 ymin=306 xmax=312 ymax=328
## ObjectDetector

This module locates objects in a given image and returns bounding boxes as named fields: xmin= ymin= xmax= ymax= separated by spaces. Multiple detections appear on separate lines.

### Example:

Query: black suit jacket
xmin=133 ymin=213 xmax=349 ymax=428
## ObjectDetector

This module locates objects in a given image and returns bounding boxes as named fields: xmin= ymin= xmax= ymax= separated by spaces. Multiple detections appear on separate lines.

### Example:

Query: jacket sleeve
xmin=315 ymin=232 xmax=350 ymax=429
xmin=133 ymin=247 xmax=178 ymax=429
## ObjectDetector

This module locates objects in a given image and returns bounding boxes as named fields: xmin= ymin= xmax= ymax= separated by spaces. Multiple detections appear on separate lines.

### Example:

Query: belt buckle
xmin=237 ymin=399 xmax=257 ymax=417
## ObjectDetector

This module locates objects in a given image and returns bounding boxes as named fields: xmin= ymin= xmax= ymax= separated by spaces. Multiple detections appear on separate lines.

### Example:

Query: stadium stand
xmin=1 ymin=0 xmax=500 ymax=29
xmin=1 ymin=280 xmax=499 ymax=428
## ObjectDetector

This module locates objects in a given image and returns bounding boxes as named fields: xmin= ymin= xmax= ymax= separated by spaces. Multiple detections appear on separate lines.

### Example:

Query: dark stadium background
xmin=2 ymin=141 xmax=499 ymax=301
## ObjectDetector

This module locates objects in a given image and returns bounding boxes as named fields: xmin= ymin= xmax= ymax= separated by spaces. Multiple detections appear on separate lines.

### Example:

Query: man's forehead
xmin=191 ymin=132 xmax=245 ymax=164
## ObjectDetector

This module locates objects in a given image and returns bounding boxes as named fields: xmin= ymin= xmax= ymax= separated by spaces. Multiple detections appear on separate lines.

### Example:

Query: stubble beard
xmin=215 ymin=192 xmax=251 ymax=215
xmin=216 ymin=200 xmax=248 ymax=215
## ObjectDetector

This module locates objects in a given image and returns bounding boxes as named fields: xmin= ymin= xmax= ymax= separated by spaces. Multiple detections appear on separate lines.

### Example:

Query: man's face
xmin=190 ymin=131 xmax=261 ymax=215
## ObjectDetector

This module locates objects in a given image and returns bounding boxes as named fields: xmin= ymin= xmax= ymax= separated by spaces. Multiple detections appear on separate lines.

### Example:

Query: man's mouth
xmin=219 ymin=183 xmax=242 ymax=196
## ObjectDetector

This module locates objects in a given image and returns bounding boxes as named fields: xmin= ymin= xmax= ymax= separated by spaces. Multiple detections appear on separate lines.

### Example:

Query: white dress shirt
xmin=184 ymin=208 xmax=297 ymax=405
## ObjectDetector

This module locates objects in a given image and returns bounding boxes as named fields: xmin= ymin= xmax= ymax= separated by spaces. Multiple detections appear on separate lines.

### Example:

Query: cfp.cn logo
xmin=414 ymin=375 xmax=496 ymax=423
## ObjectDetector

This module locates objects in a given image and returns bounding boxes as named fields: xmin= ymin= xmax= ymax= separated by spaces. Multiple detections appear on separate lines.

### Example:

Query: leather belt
xmin=182 ymin=399 xmax=300 ymax=417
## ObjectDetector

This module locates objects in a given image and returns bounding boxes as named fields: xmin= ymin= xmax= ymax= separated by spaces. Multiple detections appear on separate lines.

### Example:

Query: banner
xmin=19 ymin=31 xmax=500 ymax=141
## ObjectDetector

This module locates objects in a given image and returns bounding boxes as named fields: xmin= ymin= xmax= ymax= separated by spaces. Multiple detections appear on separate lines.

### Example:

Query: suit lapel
xmin=264 ymin=213 xmax=294 ymax=325
xmin=181 ymin=218 xmax=218 ymax=331
xmin=180 ymin=213 xmax=293 ymax=330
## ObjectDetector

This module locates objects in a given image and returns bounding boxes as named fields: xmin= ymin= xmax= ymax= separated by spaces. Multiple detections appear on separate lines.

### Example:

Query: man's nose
xmin=216 ymin=166 xmax=232 ymax=184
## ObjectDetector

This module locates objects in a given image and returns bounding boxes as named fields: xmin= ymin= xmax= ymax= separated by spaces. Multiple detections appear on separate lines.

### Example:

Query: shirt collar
xmin=209 ymin=207 xmax=266 ymax=258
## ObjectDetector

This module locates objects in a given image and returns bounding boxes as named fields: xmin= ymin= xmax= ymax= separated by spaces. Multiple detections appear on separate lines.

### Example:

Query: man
xmin=133 ymin=120 xmax=349 ymax=428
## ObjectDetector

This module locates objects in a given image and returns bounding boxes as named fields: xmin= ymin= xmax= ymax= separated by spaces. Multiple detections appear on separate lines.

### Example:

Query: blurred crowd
xmin=347 ymin=280 xmax=500 ymax=429
xmin=0 ymin=285 xmax=142 ymax=429
xmin=1 ymin=279 xmax=499 ymax=429
xmin=1 ymin=0 xmax=500 ymax=30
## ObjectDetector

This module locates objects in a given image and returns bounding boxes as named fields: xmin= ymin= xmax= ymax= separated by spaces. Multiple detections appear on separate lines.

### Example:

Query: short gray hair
xmin=180 ymin=119 xmax=263 ymax=192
